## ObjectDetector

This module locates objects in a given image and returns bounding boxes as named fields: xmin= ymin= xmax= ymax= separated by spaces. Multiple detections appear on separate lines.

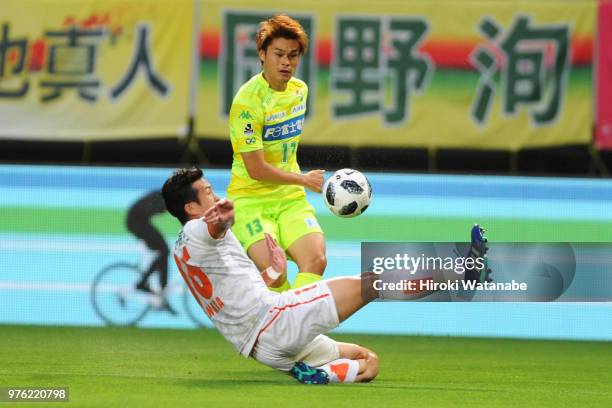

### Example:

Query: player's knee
xmin=297 ymin=252 xmax=327 ymax=275
xmin=308 ymin=253 xmax=327 ymax=274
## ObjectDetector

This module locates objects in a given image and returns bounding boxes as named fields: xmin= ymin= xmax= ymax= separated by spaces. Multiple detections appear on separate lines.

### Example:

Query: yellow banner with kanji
xmin=0 ymin=0 xmax=193 ymax=140
xmin=196 ymin=0 xmax=596 ymax=150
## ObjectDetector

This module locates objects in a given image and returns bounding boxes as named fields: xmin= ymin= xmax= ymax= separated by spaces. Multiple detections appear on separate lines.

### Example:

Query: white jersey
xmin=172 ymin=218 xmax=276 ymax=356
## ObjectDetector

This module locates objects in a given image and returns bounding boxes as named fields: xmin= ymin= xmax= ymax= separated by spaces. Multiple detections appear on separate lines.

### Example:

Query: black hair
xmin=161 ymin=167 xmax=203 ymax=224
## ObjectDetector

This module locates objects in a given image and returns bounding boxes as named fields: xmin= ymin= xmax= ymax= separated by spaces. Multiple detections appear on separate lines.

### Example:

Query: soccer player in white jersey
xmin=161 ymin=167 xmax=379 ymax=384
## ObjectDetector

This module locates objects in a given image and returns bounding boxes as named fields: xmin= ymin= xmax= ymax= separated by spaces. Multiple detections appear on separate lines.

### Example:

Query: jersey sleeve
xmin=229 ymin=95 xmax=264 ymax=153
xmin=298 ymin=78 xmax=309 ymax=106
xmin=183 ymin=218 xmax=219 ymax=246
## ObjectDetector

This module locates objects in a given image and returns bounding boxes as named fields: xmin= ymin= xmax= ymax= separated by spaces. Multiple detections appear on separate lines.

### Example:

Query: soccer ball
xmin=322 ymin=169 xmax=372 ymax=218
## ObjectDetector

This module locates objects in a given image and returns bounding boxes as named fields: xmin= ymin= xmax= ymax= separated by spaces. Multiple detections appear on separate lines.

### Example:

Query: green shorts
xmin=232 ymin=196 xmax=323 ymax=252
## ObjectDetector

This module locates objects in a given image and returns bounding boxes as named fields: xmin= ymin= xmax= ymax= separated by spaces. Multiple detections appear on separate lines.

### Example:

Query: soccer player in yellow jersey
xmin=227 ymin=15 xmax=326 ymax=292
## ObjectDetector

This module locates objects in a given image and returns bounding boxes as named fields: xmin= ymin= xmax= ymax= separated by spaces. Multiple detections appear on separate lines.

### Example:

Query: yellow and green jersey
xmin=227 ymin=73 xmax=308 ymax=201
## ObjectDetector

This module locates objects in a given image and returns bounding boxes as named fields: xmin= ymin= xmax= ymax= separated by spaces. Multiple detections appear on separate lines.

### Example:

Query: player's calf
xmin=322 ymin=342 xmax=379 ymax=383
xmin=319 ymin=352 xmax=379 ymax=383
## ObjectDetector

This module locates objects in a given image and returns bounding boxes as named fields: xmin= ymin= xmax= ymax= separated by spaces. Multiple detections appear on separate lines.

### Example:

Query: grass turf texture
xmin=1 ymin=325 xmax=610 ymax=407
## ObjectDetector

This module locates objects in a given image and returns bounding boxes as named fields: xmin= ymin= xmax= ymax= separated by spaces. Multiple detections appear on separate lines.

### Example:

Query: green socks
xmin=268 ymin=279 xmax=291 ymax=293
xmin=292 ymin=272 xmax=322 ymax=289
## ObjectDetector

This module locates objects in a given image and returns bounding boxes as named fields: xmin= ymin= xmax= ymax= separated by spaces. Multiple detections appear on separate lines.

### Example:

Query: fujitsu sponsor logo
xmin=262 ymin=115 xmax=304 ymax=140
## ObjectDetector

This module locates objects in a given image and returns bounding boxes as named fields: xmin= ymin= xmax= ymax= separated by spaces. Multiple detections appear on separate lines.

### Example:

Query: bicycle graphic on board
xmin=90 ymin=260 xmax=208 ymax=327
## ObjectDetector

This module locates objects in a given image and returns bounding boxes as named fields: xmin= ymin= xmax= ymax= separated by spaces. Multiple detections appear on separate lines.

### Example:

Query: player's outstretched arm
xmin=302 ymin=170 xmax=325 ymax=193
xmin=259 ymin=233 xmax=287 ymax=288
xmin=203 ymin=198 xmax=235 ymax=239
xmin=265 ymin=233 xmax=287 ymax=275
xmin=241 ymin=150 xmax=325 ymax=192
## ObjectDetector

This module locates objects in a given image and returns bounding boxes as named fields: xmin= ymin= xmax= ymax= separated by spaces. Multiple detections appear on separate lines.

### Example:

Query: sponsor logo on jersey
xmin=243 ymin=123 xmax=253 ymax=136
xmin=265 ymin=111 xmax=286 ymax=122
xmin=305 ymin=218 xmax=319 ymax=228
xmin=262 ymin=114 xmax=304 ymax=141
xmin=292 ymin=103 xmax=306 ymax=114
xmin=238 ymin=110 xmax=253 ymax=120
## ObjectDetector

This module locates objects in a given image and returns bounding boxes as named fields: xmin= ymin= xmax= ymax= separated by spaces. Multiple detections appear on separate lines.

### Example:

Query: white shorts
xmin=251 ymin=281 xmax=340 ymax=371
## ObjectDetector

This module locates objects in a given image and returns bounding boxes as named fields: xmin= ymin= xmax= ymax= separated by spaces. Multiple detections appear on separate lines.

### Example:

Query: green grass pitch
xmin=1 ymin=325 xmax=611 ymax=407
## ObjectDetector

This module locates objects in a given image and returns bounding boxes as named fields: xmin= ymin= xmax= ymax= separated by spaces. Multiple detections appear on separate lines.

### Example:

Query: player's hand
xmin=264 ymin=233 xmax=287 ymax=276
xmin=204 ymin=198 xmax=235 ymax=228
xmin=302 ymin=169 xmax=325 ymax=193
xmin=260 ymin=266 xmax=286 ymax=288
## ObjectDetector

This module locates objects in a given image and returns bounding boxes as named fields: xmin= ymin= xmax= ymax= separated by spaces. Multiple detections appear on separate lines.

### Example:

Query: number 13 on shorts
xmin=246 ymin=219 xmax=264 ymax=236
